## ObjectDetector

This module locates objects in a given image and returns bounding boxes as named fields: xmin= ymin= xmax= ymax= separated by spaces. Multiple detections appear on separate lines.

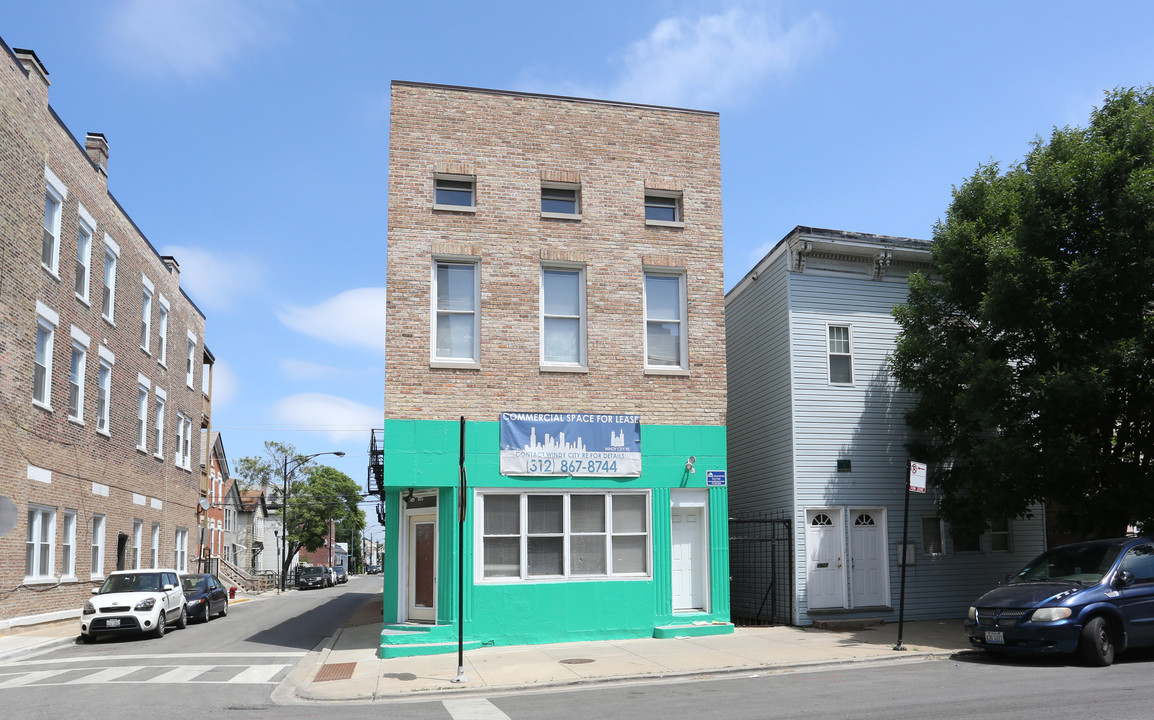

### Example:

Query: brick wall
xmin=0 ymin=41 xmax=207 ymax=623
xmin=386 ymin=83 xmax=725 ymax=426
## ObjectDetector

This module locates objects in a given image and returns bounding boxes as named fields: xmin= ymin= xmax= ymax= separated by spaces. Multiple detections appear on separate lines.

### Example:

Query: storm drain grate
xmin=315 ymin=662 xmax=356 ymax=682
xmin=559 ymin=658 xmax=595 ymax=665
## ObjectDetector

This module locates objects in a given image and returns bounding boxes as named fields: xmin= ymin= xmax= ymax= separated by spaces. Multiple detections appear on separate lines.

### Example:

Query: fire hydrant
xmin=229 ymin=586 xmax=237 ymax=599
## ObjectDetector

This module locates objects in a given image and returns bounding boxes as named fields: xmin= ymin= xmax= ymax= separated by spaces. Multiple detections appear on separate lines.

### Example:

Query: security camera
xmin=686 ymin=456 xmax=696 ymax=473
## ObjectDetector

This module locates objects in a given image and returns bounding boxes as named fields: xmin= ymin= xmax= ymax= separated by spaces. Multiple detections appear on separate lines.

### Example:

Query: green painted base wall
xmin=381 ymin=418 xmax=729 ymax=647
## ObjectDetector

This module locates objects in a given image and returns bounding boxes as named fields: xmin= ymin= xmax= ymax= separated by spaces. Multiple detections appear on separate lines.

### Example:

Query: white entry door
xmin=407 ymin=513 xmax=436 ymax=622
xmin=849 ymin=509 xmax=888 ymax=608
xmin=805 ymin=509 xmax=845 ymax=610
xmin=671 ymin=507 xmax=705 ymax=611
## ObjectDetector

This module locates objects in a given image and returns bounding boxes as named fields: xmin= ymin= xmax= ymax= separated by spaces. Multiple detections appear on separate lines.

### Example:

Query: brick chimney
xmin=12 ymin=48 xmax=50 ymax=89
xmin=161 ymin=255 xmax=180 ymax=278
xmin=85 ymin=133 xmax=110 ymax=176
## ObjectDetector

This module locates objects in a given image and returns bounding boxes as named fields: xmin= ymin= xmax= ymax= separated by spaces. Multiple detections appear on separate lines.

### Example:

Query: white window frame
xmin=433 ymin=173 xmax=476 ymax=212
xmin=25 ymin=504 xmax=56 ymax=582
xmin=644 ymin=189 xmax=684 ymax=228
xmin=140 ymin=275 xmax=153 ymax=353
xmin=174 ymin=527 xmax=188 ymax=572
xmin=133 ymin=519 xmax=143 ymax=569
xmin=643 ymin=269 xmax=689 ymax=373
xmin=96 ymin=346 xmax=114 ymax=436
xmin=101 ymin=235 xmax=119 ymax=323
xmin=62 ymin=510 xmax=77 ymax=580
xmin=431 ymin=257 xmax=481 ymax=367
xmin=922 ymin=516 xmax=944 ymax=555
xmin=541 ymin=182 xmax=581 ymax=219
xmin=182 ymin=415 xmax=193 ymax=469
xmin=186 ymin=331 xmax=197 ymax=388
xmin=156 ymin=294 xmax=169 ymax=366
xmin=91 ymin=514 xmax=106 ymax=578
xmin=75 ymin=203 xmax=95 ymax=304
xmin=540 ymin=264 xmax=587 ymax=370
xmin=136 ymin=375 xmax=150 ymax=451
xmin=476 ymin=491 xmax=652 ymax=583
xmin=68 ymin=326 xmax=90 ymax=423
xmin=150 ymin=522 xmax=160 ymax=568
xmin=827 ymin=324 xmax=854 ymax=386
xmin=153 ymin=388 xmax=166 ymax=459
xmin=42 ymin=168 xmax=67 ymax=276
xmin=33 ymin=302 xmax=59 ymax=410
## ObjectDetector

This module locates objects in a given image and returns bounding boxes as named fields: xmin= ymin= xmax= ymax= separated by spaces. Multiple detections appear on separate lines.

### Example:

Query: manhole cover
xmin=315 ymin=662 xmax=356 ymax=682
xmin=559 ymin=658 xmax=594 ymax=665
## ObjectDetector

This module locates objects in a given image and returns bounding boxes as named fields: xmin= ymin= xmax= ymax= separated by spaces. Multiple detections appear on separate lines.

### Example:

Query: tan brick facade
xmin=0 ymin=42 xmax=208 ymax=626
xmin=386 ymin=82 xmax=725 ymax=425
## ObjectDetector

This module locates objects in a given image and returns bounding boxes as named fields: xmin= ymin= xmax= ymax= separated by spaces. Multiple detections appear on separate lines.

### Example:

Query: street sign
xmin=908 ymin=461 xmax=927 ymax=493
xmin=706 ymin=471 xmax=726 ymax=487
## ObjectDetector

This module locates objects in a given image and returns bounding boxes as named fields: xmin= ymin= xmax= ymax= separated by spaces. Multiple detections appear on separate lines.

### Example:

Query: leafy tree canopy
xmin=892 ymin=86 xmax=1154 ymax=540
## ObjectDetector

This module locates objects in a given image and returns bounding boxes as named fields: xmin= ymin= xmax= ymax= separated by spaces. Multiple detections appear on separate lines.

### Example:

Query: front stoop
xmin=653 ymin=621 xmax=735 ymax=639
xmin=810 ymin=617 xmax=884 ymax=630
xmin=379 ymin=623 xmax=484 ymax=658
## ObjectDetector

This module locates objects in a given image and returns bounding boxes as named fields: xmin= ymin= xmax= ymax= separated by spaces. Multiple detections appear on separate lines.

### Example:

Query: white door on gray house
xmin=806 ymin=509 xmax=845 ymax=609
xmin=849 ymin=509 xmax=888 ymax=608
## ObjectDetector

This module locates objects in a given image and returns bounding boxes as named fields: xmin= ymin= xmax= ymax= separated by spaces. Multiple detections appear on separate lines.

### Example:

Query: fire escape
xmin=367 ymin=428 xmax=385 ymax=525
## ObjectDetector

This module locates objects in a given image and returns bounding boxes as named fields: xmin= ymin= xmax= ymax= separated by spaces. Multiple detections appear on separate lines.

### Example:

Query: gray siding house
xmin=726 ymin=226 xmax=1045 ymax=626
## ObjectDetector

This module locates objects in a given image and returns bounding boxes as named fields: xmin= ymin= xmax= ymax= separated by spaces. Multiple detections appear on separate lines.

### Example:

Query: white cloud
xmin=276 ymin=288 xmax=386 ymax=352
xmin=103 ymin=0 xmax=285 ymax=81
xmin=280 ymin=358 xmax=340 ymax=381
xmin=273 ymin=393 xmax=382 ymax=444
xmin=160 ymin=244 xmax=266 ymax=313
xmin=207 ymin=358 xmax=239 ymax=412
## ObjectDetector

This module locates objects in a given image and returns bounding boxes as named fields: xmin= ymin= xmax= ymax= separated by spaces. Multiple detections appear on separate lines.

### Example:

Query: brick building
xmin=380 ymin=82 xmax=729 ymax=656
xmin=0 ymin=40 xmax=213 ymax=627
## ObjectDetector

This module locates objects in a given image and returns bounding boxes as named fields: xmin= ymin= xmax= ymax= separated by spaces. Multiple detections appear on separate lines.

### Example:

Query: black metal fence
xmin=729 ymin=511 xmax=794 ymax=626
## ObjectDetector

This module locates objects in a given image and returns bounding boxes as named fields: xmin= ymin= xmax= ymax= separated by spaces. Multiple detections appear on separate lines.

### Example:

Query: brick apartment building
xmin=380 ymin=81 xmax=729 ymax=656
xmin=0 ymin=40 xmax=213 ymax=628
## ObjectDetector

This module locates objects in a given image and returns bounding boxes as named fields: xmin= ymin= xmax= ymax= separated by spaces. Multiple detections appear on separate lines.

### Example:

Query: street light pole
xmin=279 ymin=450 xmax=345 ymax=592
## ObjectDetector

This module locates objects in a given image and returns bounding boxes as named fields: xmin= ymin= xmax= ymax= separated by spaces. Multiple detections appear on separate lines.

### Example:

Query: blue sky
xmin=6 ymin=1 xmax=1154 ymax=534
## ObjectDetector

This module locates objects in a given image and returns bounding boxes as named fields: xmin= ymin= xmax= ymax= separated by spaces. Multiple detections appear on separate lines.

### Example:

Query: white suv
xmin=80 ymin=569 xmax=187 ymax=642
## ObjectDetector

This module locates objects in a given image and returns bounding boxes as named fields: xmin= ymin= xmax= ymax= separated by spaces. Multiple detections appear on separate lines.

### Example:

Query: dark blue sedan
xmin=964 ymin=536 xmax=1154 ymax=665
xmin=180 ymin=573 xmax=229 ymax=622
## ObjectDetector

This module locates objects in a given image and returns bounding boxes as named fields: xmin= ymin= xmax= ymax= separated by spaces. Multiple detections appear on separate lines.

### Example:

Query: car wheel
xmin=79 ymin=633 xmax=95 ymax=644
xmin=152 ymin=611 xmax=166 ymax=639
xmin=219 ymin=601 xmax=228 ymax=618
xmin=202 ymin=604 xmax=212 ymax=623
xmin=176 ymin=605 xmax=188 ymax=630
xmin=1079 ymin=616 xmax=1115 ymax=666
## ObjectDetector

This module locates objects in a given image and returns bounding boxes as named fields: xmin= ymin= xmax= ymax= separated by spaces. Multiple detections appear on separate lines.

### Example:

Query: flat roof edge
xmin=391 ymin=80 xmax=719 ymax=117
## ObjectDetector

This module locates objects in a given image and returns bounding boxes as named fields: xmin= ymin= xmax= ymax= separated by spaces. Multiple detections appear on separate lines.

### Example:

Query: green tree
xmin=891 ymin=87 xmax=1154 ymax=540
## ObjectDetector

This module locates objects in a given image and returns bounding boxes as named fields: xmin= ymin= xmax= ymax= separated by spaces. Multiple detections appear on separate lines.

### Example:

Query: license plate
xmin=985 ymin=630 xmax=1004 ymax=644
xmin=106 ymin=618 xmax=121 ymax=627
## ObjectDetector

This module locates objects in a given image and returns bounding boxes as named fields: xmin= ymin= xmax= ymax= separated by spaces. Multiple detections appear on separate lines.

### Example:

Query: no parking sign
xmin=908 ymin=461 xmax=927 ymax=493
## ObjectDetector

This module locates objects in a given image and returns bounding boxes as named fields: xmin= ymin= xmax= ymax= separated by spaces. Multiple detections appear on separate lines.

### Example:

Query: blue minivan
xmin=965 ymin=536 xmax=1154 ymax=665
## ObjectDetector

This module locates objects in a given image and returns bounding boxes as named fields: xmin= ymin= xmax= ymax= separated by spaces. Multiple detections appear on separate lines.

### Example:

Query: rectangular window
xmin=91 ymin=514 xmax=105 ymax=577
xmin=175 ymin=412 xmax=186 ymax=468
xmin=480 ymin=492 xmax=650 ymax=581
xmin=151 ymin=522 xmax=160 ymax=568
xmin=68 ymin=340 xmax=86 ymax=421
xmin=433 ymin=260 xmax=480 ymax=364
xmin=157 ymin=296 xmax=168 ymax=365
xmin=42 ymin=186 xmax=63 ymax=273
xmin=541 ymin=266 xmax=585 ymax=367
xmin=153 ymin=391 xmax=166 ymax=458
xmin=922 ymin=516 xmax=943 ymax=555
xmin=62 ymin=510 xmax=77 ymax=579
xmin=140 ymin=285 xmax=152 ymax=352
xmin=101 ymin=238 xmax=119 ymax=322
xmin=96 ymin=356 xmax=112 ymax=434
xmin=541 ymin=183 xmax=580 ymax=217
xmin=174 ymin=527 xmax=188 ymax=572
xmin=75 ymin=217 xmax=93 ymax=301
xmin=828 ymin=325 xmax=853 ymax=384
xmin=434 ymin=174 xmax=475 ymax=210
xmin=33 ymin=304 xmax=58 ymax=408
xmin=25 ymin=505 xmax=56 ymax=580
xmin=137 ymin=381 xmax=149 ymax=450
xmin=644 ymin=271 xmax=687 ymax=370
xmin=990 ymin=518 xmax=1012 ymax=552
xmin=182 ymin=415 xmax=193 ymax=469
xmin=186 ymin=332 xmax=197 ymax=388
xmin=133 ymin=519 xmax=143 ymax=569
xmin=644 ymin=191 xmax=682 ymax=225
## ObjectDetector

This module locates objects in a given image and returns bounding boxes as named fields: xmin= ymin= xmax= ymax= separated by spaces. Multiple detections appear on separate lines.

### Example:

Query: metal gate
xmin=729 ymin=512 xmax=794 ymax=626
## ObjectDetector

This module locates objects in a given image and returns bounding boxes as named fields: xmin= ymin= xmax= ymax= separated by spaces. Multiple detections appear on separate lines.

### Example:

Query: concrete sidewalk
xmin=291 ymin=618 xmax=970 ymax=702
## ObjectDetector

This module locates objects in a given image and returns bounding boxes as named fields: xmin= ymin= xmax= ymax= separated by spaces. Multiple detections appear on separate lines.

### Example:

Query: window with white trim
xmin=644 ymin=190 xmax=683 ymax=226
xmin=922 ymin=516 xmax=944 ymax=555
xmin=25 ymin=505 xmax=56 ymax=580
xmin=75 ymin=209 xmax=93 ymax=302
xmin=96 ymin=348 xmax=113 ymax=435
xmin=91 ymin=514 xmax=105 ymax=577
xmin=182 ymin=415 xmax=193 ymax=469
xmin=174 ymin=527 xmax=188 ymax=572
xmin=42 ymin=179 xmax=64 ymax=274
xmin=479 ymin=491 xmax=650 ymax=581
xmin=643 ymin=271 xmax=687 ymax=371
xmin=433 ymin=174 xmax=475 ymax=210
xmin=157 ymin=295 xmax=168 ymax=366
xmin=186 ymin=331 xmax=197 ymax=388
xmin=150 ymin=522 xmax=160 ymax=568
xmin=62 ymin=510 xmax=77 ymax=579
xmin=433 ymin=259 xmax=480 ymax=364
xmin=541 ymin=266 xmax=586 ymax=368
xmin=133 ymin=519 xmax=143 ymax=569
xmin=828 ymin=325 xmax=853 ymax=385
xmin=140 ymin=276 xmax=153 ymax=352
xmin=68 ymin=326 xmax=90 ymax=423
xmin=541 ymin=182 xmax=580 ymax=218
xmin=136 ymin=378 xmax=149 ymax=450
xmin=33 ymin=303 xmax=59 ymax=409
xmin=101 ymin=237 xmax=119 ymax=322
xmin=153 ymin=389 xmax=166 ymax=459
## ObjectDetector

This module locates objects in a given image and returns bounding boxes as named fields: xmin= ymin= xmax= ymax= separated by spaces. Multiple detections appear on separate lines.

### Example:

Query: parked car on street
xmin=334 ymin=566 xmax=348 ymax=584
xmin=298 ymin=566 xmax=327 ymax=590
xmin=80 ymin=569 xmax=187 ymax=642
xmin=965 ymin=536 xmax=1154 ymax=666
xmin=323 ymin=566 xmax=337 ymax=586
xmin=180 ymin=573 xmax=229 ymax=622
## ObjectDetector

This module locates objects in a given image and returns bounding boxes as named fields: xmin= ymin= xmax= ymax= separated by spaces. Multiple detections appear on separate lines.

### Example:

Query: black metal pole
xmin=281 ymin=455 xmax=288 ymax=593
xmin=452 ymin=416 xmax=468 ymax=683
xmin=894 ymin=460 xmax=910 ymax=651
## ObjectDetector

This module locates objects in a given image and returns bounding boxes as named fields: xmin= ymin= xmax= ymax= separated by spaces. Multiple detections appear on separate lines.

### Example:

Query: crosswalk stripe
xmin=227 ymin=664 xmax=289 ymax=684
xmin=443 ymin=698 xmax=513 ymax=720
xmin=0 ymin=670 xmax=73 ymax=687
xmin=68 ymin=666 xmax=143 ymax=683
xmin=147 ymin=667 xmax=208 ymax=683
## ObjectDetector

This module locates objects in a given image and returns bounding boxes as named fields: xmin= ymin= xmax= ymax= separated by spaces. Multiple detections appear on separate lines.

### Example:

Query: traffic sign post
xmin=894 ymin=460 xmax=927 ymax=652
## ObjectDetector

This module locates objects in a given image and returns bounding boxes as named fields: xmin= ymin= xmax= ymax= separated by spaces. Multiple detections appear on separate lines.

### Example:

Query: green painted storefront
xmin=379 ymin=418 xmax=730 ymax=656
